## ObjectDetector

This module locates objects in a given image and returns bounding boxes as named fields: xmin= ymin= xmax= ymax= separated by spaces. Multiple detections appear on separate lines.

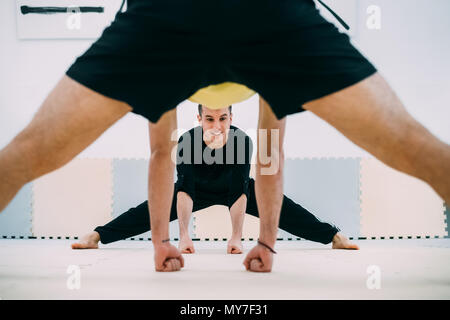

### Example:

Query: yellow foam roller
xmin=188 ymin=82 xmax=256 ymax=109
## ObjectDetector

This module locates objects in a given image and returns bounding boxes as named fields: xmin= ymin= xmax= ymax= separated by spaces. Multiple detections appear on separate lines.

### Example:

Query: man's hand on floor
xmin=154 ymin=242 xmax=184 ymax=272
xmin=179 ymin=235 xmax=195 ymax=254
xmin=243 ymin=244 xmax=273 ymax=272
xmin=227 ymin=237 xmax=243 ymax=254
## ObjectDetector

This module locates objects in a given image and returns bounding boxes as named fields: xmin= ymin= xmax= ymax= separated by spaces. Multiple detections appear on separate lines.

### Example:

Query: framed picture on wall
xmin=16 ymin=0 xmax=125 ymax=40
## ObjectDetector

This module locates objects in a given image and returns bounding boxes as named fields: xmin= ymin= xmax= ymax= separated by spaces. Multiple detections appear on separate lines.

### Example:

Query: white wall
xmin=1 ymin=0 xmax=449 ymax=159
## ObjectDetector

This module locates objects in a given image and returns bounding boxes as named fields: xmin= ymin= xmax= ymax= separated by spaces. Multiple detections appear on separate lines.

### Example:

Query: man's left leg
xmin=245 ymin=179 xmax=358 ymax=249
xmin=304 ymin=73 xmax=450 ymax=204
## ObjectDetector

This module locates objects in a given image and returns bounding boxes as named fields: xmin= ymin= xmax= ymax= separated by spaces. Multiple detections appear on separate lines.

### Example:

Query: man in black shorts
xmin=0 ymin=0 xmax=449 ymax=272
xmin=71 ymin=105 xmax=358 ymax=253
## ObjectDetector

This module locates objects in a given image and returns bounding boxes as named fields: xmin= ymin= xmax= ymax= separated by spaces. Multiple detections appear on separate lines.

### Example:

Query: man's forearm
xmin=229 ymin=194 xmax=247 ymax=239
xmin=149 ymin=150 xmax=175 ymax=244
xmin=177 ymin=191 xmax=193 ymax=238
xmin=255 ymin=160 xmax=284 ymax=248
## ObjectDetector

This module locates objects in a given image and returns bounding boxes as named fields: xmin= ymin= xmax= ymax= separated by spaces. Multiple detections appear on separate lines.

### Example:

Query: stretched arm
xmin=177 ymin=191 xmax=193 ymax=240
xmin=148 ymin=109 xmax=184 ymax=272
xmin=229 ymin=194 xmax=247 ymax=240
xmin=175 ymin=133 xmax=196 ymax=253
xmin=243 ymin=96 xmax=286 ymax=272
xmin=227 ymin=133 xmax=252 ymax=253
xmin=227 ymin=134 xmax=253 ymax=203
xmin=177 ymin=191 xmax=195 ymax=253
xmin=228 ymin=193 xmax=247 ymax=254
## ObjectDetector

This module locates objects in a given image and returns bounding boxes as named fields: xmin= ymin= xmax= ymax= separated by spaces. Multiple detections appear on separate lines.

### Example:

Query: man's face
xmin=197 ymin=106 xmax=232 ymax=149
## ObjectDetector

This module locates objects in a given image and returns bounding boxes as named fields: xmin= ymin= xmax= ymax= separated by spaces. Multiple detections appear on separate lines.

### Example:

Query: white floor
xmin=0 ymin=238 xmax=449 ymax=300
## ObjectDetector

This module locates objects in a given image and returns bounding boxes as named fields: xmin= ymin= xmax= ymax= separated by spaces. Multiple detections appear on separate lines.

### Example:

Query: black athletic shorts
xmin=65 ymin=0 xmax=377 ymax=123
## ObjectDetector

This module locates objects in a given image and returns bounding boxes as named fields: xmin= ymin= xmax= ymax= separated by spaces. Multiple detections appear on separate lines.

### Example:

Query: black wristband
xmin=257 ymin=239 xmax=277 ymax=254
xmin=162 ymin=238 xmax=170 ymax=243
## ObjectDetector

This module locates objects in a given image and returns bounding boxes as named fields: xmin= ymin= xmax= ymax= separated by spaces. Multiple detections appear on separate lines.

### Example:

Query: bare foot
xmin=332 ymin=232 xmax=359 ymax=250
xmin=179 ymin=236 xmax=195 ymax=254
xmin=227 ymin=238 xmax=243 ymax=254
xmin=71 ymin=231 xmax=100 ymax=249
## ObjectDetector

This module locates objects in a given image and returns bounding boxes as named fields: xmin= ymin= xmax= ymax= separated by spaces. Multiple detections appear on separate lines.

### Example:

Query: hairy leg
xmin=0 ymin=75 xmax=132 ymax=212
xmin=304 ymin=73 xmax=450 ymax=204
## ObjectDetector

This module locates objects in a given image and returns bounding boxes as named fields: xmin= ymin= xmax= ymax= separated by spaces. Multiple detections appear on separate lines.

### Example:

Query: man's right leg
xmin=0 ymin=75 xmax=132 ymax=213
xmin=72 ymin=185 xmax=180 ymax=249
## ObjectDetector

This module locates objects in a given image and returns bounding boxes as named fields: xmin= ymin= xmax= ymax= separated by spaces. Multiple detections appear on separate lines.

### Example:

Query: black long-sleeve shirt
xmin=175 ymin=125 xmax=253 ymax=207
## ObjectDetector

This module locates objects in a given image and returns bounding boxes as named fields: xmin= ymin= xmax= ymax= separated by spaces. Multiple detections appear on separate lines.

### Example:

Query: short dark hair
xmin=198 ymin=104 xmax=232 ymax=116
